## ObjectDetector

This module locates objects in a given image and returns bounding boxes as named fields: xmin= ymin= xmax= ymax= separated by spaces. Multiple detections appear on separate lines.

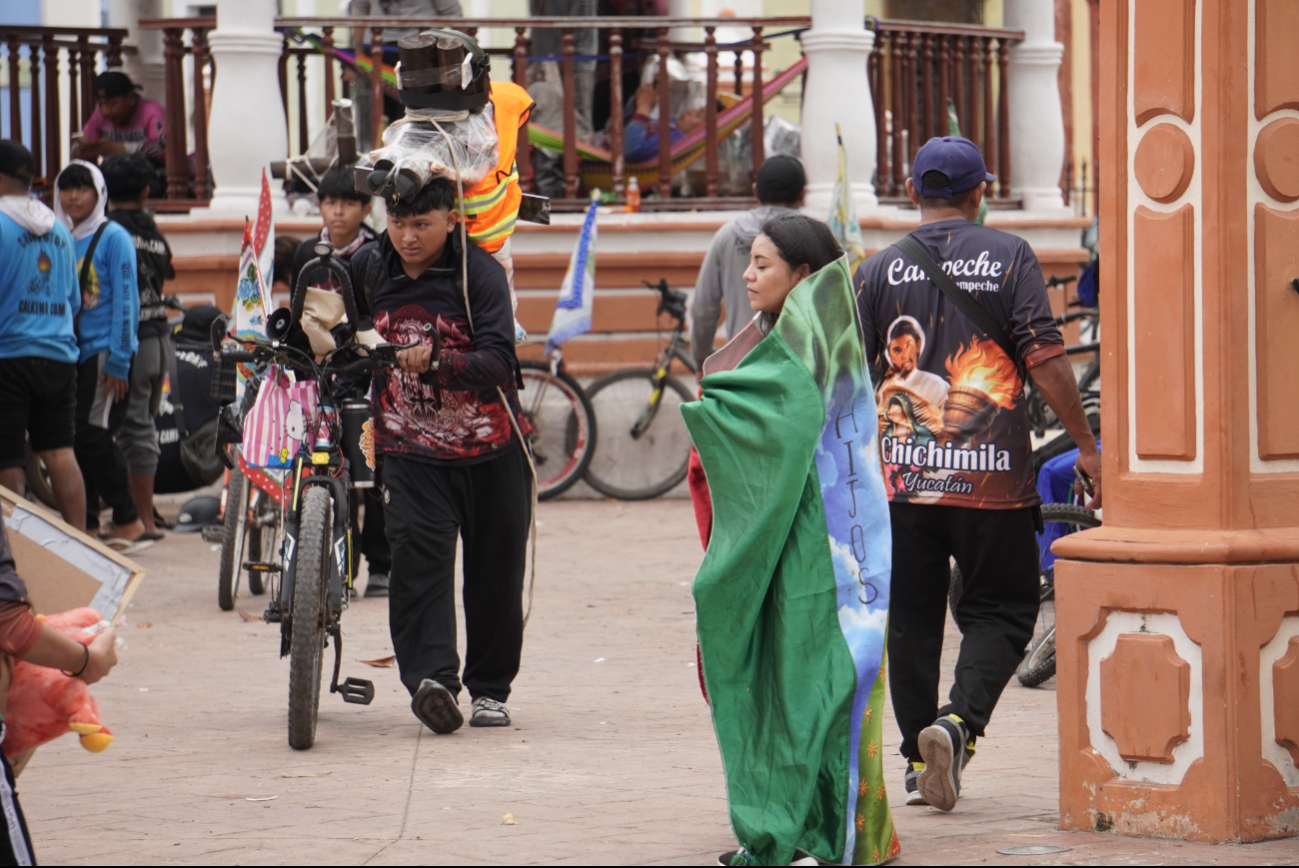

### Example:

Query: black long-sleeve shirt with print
xmin=350 ymin=232 xmax=527 ymax=465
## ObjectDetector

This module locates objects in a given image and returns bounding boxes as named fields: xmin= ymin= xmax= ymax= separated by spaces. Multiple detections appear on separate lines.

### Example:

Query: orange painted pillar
xmin=1053 ymin=0 xmax=1299 ymax=842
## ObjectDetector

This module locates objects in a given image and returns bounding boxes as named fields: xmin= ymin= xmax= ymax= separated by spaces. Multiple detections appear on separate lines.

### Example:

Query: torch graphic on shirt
xmin=940 ymin=337 xmax=1020 ymax=446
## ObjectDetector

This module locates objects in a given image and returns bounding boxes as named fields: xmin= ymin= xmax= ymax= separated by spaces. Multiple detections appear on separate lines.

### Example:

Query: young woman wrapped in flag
xmin=683 ymin=214 xmax=898 ymax=866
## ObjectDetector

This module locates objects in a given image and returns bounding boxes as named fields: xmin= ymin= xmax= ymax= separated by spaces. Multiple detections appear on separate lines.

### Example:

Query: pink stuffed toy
xmin=3 ymin=607 xmax=113 ymax=758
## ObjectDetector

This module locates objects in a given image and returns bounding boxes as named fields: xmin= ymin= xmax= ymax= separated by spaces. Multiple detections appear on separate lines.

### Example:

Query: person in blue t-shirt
xmin=53 ymin=161 xmax=148 ymax=552
xmin=0 ymin=141 xmax=89 ymax=531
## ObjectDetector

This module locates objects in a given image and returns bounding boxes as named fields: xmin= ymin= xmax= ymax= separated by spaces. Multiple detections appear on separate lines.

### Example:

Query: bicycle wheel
xmin=218 ymin=468 xmax=250 ymax=611
xmin=287 ymin=486 xmax=330 ymax=750
xmin=23 ymin=444 xmax=58 ymax=510
xmin=517 ymin=361 xmax=597 ymax=500
xmin=582 ymin=367 xmax=694 ymax=500
xmin=1017 ymin=626 xmax=1056 ymax=688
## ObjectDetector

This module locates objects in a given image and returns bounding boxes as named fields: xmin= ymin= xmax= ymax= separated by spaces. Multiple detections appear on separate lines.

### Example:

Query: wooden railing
xmin=0 ymin=25 xmax=128 ymax=189
xmin=870 ymin=20 xmax=1021 ymax=202
xmin=131 ymin=16 xmax=1025 ymax=212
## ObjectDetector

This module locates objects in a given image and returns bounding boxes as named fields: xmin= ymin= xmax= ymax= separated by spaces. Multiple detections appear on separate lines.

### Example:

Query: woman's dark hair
xmin=317 ymin=165 xmax=371 ymax=204
xmin=755 ymin=213 xmax=843 ymax=332
xmin=101 ymin=153 xmax=154 ymax=201
xmin=759 ymin=212 xmax=843 ymax=276
xmin=387 ymin=177 xmax=456 ymax=218
xmin=56 ymin=163 xmax=97 ymax=191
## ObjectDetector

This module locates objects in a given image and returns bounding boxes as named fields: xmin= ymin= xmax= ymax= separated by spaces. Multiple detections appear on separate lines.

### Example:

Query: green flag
xmin=828 ymin=123 xmax=867 ymax=274
xmin=947 ymin=99 xmax=989 ymax=226
xmin=682 ymin=258 xmax=897 ymax=866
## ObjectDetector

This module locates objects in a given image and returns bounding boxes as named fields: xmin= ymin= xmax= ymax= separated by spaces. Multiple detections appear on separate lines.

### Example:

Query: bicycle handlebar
xmin=292 ymin=241 xmax=362 ymax=330
xmin=1046 ymin=274 xmax=1078 ymax=289
xmin=642 ymin=278 xmax=688 ymax=324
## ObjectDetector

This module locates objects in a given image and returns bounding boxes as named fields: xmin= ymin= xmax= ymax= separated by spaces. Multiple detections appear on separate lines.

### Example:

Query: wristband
xmin=62 ymin=644 xmax=90 ymax=678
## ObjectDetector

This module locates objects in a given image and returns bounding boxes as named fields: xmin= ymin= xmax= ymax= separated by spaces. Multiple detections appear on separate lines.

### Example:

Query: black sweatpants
xmin=383 ymin=449 xmax=531 ymax=703
xmin=0 ymin=743 xmax=35 ymax=865
xmin=75 ymin=354 xmax=139 ymax=528
xmin=349 ymin=485 xmax=391 ymax=576
xmin=887 ymin=502 xmax=1041 ymax=762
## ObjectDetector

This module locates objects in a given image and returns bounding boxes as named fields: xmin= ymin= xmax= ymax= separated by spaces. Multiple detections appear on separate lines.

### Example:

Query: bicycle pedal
xmin=337 ymin=677 xmax=374 ymax=705
xmin=244 ymin=561 xmax=281 ymax=573
xmin=263 ymin=607 xmax=282 ymax=623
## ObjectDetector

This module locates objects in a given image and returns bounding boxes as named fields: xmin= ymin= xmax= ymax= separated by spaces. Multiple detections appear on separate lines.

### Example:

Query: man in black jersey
xmin=855 ymin=137 xmax=1101 ymax=813
xmin=350 ymin=178 xmax=530 ymax=734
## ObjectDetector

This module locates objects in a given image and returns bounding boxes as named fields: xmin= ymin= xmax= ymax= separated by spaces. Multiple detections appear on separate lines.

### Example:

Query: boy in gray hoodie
xmin=689 ymin=155 xmax=806 ymax=368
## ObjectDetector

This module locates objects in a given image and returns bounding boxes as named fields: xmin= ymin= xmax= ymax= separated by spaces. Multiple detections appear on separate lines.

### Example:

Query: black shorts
xmin=0 ymin=356 xmax=78 ymax=469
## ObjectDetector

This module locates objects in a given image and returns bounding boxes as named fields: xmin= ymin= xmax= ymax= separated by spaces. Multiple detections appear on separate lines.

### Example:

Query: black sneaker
xmin=716 ymin=850 xmax=818 ymax=866
xmin=410 ymin=679 xmax=463 ymax=734
xmin=917 ymin=714 xmax=973 ymax=811
xmin=904 ymin=761 xmax=927 ymax=805
xmin=364 ymin=571 xmax=389 ymax=598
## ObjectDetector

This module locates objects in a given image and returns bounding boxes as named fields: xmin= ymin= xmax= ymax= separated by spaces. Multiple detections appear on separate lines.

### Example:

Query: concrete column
xmin=799 ymin=0 xmax=876 ymax=214
xmin=1004 ymin=0 xmax=1067 ymax=212
xmin=1053 ymin=0 xmax=1299 ymax=842
xmin=107 ymin=0 xmax=165 ymax=103
xmin=200 ymin=0 xmax=288 ymax=216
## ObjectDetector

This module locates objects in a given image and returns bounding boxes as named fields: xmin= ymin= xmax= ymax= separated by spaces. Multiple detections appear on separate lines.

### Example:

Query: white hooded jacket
xmin=52 ymin=159 xmax=109 ymax=241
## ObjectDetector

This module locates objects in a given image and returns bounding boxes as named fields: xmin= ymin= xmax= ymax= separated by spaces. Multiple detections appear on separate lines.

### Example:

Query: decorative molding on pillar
xmin=1124 ymin=2 xmax=1204 ymax=475
xmin=1085 ymin=611 xmax=1205 ymax=784
xmin=1133 ymin=0 xmax=1196 ymax=124
xmin=1246 ymin=0 xmax=1299 ymax=475
xmin=1100 ymin=633 xmax=1192 ymax=764
xmin=1261 ymin=617 xmax=1299 ymax=787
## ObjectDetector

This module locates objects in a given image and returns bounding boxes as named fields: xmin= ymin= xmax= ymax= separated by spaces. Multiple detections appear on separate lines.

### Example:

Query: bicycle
xmin=213 ymin=241 xmax=419 ymax=749
xmin=516 ymin=349 xmax=597 ymax=500
xmin=582 ymin=279 xmax=699 ymax=501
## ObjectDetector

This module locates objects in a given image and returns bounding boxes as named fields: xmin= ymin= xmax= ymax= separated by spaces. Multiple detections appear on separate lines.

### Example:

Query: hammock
xmin=291 ymin=34 xmax=403 ymax=94
xmin=294 ymin=31 xmax=807 ymax=191
xmin=527 ymin=56 xmax=807 ymax=191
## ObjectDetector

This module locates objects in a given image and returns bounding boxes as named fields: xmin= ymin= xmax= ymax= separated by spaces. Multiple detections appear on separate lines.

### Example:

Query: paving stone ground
xmin=15 ymin=499 xmax=1298 ymax=866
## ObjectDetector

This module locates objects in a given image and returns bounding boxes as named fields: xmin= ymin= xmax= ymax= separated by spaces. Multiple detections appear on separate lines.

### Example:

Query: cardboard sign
xmin=0 ymin=487 xmax=145 ymax=624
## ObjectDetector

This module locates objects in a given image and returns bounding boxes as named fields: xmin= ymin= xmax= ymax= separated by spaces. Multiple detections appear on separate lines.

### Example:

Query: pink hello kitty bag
xmin=241 ymin=367 xmax=318 ymax=468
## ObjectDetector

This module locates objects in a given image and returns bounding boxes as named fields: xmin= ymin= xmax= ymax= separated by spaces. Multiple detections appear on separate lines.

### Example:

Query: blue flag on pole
xmin=545 ymin=195 xmax=599 ymax=358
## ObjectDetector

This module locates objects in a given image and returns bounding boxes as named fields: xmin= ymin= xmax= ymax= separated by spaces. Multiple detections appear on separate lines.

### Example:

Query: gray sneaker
xmin=917 ymin=714 xmax=974 ymax=811
xmin=904 ymin=761 xmax=927 ymax=805
xmin=469 ymin=697 xmax=511 ymax=727
xmin=364 ymin=571 xmax=389 ymax=598
xmin=411 ymin=679 xmax=463 ymax=734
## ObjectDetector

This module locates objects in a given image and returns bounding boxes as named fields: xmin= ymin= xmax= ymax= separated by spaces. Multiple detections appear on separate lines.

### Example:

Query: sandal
xmin=101 ymin=538 xmax=155 ymax=556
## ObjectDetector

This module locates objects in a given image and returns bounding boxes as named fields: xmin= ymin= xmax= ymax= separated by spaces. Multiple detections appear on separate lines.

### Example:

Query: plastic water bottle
xmin=624 ymin=175 xmax=641 ymax=213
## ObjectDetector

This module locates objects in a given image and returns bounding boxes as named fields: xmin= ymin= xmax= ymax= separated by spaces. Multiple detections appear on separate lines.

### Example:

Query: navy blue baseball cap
xmin=912 ymin=136 xmax=995 ymax=197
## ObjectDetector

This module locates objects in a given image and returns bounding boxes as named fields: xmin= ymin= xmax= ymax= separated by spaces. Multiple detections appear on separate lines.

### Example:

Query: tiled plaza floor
xmin=16 ymin=499 xmax=1298 ymax=865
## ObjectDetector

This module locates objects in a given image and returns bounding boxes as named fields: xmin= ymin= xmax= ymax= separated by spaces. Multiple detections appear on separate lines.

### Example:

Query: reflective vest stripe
xmin=461 ymin=167 xmax=518 ymax=215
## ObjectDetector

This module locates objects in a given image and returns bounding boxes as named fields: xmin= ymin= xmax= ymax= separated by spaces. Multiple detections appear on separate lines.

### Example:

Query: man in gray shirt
xmin=690 ymin=155 xmax=806 ymax=367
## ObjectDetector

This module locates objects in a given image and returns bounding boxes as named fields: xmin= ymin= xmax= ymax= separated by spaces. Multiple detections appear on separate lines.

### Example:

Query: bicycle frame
xmin=631 ymin=279 xmax=698 ymax=440
xmin=277 ymin=453 xmax=354 ymax=657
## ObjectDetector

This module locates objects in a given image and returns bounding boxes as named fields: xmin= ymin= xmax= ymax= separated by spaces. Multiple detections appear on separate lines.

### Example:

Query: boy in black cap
xmin=855 ymin=136 xmax=1101 ymax=812
xmin=73 ymin=72 xmax=167 ymax=196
